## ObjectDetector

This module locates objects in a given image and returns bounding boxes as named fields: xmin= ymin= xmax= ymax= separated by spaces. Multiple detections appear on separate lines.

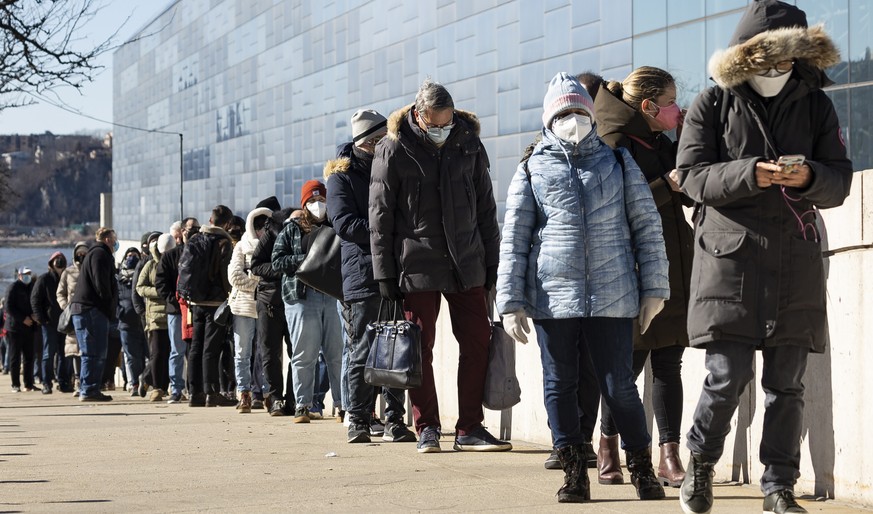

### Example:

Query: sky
xmin=0 ymin=0 xmax=169 ymax=135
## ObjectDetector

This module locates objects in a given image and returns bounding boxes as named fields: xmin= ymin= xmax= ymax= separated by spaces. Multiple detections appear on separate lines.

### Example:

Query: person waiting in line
xmin=57 ymin=241 xmax=88 ymax=396
xmin=369 ymin=78 xmax=510 ymax=453
xmin=594 ymin=65 xmax=693 ymax=488
xmin=70 ymin=228 xmax=119 ymax=402
xmin=30 ymin=251 xmax=72 ymax=394
xmin=272 ymin=180 xmax=343 ymax=424
xmin=496 ymin=72 xmax=668 ymax=503
xmin=326 ymin=109 xmax=415 ymax=444
xmin=137 ymin=234 xmax=175 ymax=402
xmin=228 ymin=205 xmax=272 ymax=413
xmin=5 ymin=267 xmax=38 ymax=392
xmin=155 ymin=217 xmax=199 ymax=404
xmin=117 ymin=247 xmax=146 ymax=397
xmin=675 ymin=2 xmax=853 ymax=513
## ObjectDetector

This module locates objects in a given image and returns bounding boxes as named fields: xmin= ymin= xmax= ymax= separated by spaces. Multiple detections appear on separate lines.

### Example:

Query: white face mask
xmin=306 ymin=201 xmax=326 ymax=220
xmin=426 ymin=124 xmax=454 ymax=146
xmin=551 ymin=113 xmax=593 ymax=144
xmin=748 ymin=69 xmax=792 ymax=98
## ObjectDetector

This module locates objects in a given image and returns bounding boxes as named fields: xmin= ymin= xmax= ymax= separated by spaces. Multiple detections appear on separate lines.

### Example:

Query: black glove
xmin=483 ymin=265 xmax=498 ymax=292
xmin=378 ymin=279 xmax=404 ymax=301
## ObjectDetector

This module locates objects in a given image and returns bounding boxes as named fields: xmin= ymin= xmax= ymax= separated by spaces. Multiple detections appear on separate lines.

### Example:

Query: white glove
xmin=639 ymin=297 xmax=666 ymax=335
xmin=502 ymin=310 xmax=530 ymax=344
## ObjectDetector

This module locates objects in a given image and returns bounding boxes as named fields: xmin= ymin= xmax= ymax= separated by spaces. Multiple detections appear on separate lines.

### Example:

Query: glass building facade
xmin=112 ymin=0 xmax=873 ymax=239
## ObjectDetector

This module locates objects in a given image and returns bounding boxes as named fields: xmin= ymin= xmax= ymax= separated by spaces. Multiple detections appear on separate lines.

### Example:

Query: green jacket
xmin=136 ymin=246 xmax=168 ymax=331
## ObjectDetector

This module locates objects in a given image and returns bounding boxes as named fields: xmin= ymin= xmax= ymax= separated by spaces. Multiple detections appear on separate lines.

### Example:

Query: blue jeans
xmin=167 ymin=313 xmax=186 ymax=395
xmin=41 ymin=325 xmax=71 ymax=388
xmin=534 ymin=317 xmax=650 ymax=450
xmin=119 ymin=324 xmax=146 ymax=388
xmin=284 ymin=290 xmax=343 ymax=409
xmin=342 ymin=296 xmax=406 ymax=424
xmin=73 ymin=309 xmax=109 ymax=397
xmin=312 ymin=353 xmax=330 ymax=412
xmin=233 ymin=315 xmax=257 ymax=393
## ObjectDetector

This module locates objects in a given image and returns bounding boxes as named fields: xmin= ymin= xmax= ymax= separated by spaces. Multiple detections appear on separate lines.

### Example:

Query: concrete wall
xmin=429 ymin=169 xmax=873 ymax=507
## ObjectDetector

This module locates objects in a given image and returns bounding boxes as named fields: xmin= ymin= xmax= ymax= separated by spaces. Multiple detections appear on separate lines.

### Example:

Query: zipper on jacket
xmin=568 ymin=148 xmax=592 ymax=316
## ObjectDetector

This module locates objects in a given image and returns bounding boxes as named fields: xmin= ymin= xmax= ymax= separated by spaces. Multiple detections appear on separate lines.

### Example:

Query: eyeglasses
xmin=361 ymin=135 xmax=383 ymax=147
xmin=757 ymin=60 xmax=794 ymax=75
xmin=418 ymin=111 xmax=454 ymax=129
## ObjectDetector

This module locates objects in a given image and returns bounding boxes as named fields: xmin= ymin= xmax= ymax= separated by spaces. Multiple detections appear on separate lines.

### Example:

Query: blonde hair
xmin=606 ymin=66 xmax=675 ymax=111
xmin=95 ymin=227 xmax=115 ymax=241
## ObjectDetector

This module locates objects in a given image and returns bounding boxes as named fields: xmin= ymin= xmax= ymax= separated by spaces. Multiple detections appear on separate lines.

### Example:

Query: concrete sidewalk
xmin=0 ymin=388 xmax=867 ymax=513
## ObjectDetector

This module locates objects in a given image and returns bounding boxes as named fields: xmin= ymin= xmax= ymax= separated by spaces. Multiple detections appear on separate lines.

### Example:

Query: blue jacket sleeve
xmin=327 ymin=172 xmax=370 ymax=245
xmin=496 ymin=164 xmax=537 ymax=315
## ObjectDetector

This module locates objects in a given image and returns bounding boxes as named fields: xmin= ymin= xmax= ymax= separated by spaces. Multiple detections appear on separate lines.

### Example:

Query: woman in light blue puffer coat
xmin=495 ymin=72 xmax=669 ymax=504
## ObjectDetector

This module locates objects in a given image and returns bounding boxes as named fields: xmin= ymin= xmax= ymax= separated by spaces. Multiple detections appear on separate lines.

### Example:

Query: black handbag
xmin=295 ymin=225 xmax=344 ymax=302
xmin=57 ymin=305 xmax=75 ymax=335
xmin=364 ymin=300 xmax=422 ymax=389
xmin=213 ymin=300 xmax=232 ymax=327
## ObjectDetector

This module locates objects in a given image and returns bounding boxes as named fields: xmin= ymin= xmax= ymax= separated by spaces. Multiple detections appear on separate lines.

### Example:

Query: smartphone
xmin=777 ymin=154 xmax=805 ymax=174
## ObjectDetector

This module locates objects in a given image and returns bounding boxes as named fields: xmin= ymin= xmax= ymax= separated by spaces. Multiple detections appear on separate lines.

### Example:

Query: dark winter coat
xmin=676 ymin=21 xmax=853 ymax=352
xmin=71 ymin=241 xmax=119 ymax=321
xmin=369 ymin=105 xmax=500 ymax=293
xmin=155 ymin=245 xmax=183 ymax=315
xmin=325 ymin=143 xmax=379 ymax=302
xmin=4 ymin=280 xmax=35 ymax=333
xmin=116 ymin=267 xmax=143 ymax=331
xmin=181 ymin=225 xmax=233 ymax=307
xmin=29 ymin=269 xmax=62 ymax=328
xmin=131 ymin=255 xmax=149 ymax=316
xmin=596 ymin=83 xmax=693 ymax=350
xmin=251 ymin=207 xmax=293 ymax=305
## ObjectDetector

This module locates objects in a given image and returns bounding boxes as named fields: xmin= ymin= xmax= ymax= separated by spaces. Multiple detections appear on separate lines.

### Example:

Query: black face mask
xmin=52 ymin=259 xmax=67 ymax=270
xmin=74 ymin=252 xmax=87 ymax=264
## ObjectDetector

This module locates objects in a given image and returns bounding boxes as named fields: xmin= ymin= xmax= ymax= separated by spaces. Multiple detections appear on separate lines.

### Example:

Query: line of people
xmin=2 ymin=3 xmax=853 ymax=513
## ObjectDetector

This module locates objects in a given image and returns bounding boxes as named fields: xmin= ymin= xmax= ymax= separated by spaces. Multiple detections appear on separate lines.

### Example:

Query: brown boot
xmin=597 ymin=434 xmax=624 ymax=485
xmin=657 ymin=442 xmax=686 ymax=487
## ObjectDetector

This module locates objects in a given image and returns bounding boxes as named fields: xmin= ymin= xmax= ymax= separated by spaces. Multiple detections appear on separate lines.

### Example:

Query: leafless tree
xmin=0 ymin=0 xmax=117 ymax=113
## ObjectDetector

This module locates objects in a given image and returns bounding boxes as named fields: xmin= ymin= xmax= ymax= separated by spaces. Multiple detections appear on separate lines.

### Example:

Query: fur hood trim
xmin=244 ymin=207 xmax=273 ymax=241
xmin=709 ymin=24 xmax=840 ymax=89
xmin=323 ymin=157 xmax=350 ymax=179
xmin=386 ymin=104 xmax=481 ymax=141
xmin=200 ymin=224 xmax=231 ymax=240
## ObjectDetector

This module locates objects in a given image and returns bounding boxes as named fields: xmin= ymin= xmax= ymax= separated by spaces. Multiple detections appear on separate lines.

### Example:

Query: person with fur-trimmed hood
xmin=326 ymin=109 xmax=415 ymax=444
xmin=675 ymin=2 xmax=853 ymax=513
xmin=369 ymin=78 xmax=508 ymax=454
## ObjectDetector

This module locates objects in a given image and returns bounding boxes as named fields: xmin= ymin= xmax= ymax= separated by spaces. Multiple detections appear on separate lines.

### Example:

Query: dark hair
xmin=210 ymin=205 xmax=234 ymax=230
xmin=228 ymin=215 xmax=245 ymax=241
xmin=576 ymin=71 xmax=604 ymax=100
xmin=253 ymin=214 xmax=269 ymax=232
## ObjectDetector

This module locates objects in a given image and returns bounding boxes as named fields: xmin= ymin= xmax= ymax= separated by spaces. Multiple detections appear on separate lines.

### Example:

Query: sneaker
xmin=237 ymin=391 xmax=252 ymax=413
xmin=130 ymin=386 xmax=140 ymax=397
xmin=763 ymin=490 xmax=808 ymax=514
xmin=453 ymin=426 xmax=512 ymax=452
xmin=382 ymin=420 xmax=417 ymax=442
xmin=251 ymin=398 xmax=264 ymax=410
xmin=167 ymin=392 xmax=187 ymax=404
xmin=268 ymin=399 xmax=285 ymax=417
xmin=348 ymin=422 xmax=371 ymax=443
xmin=104 ymin=382 xmax=116 ymax=391
xmin=41 ymin=384 xmax=53 ymax=394
xmin=73 ymin=390 xmax=80 ymax=397
xmin=23 ymin=386 xmax=35 ymax=392
xmin=679 ymin=453 xmax=715 ymax=514
xmin=11 ymin=386 xmax=21 ymax=393
xmin=138 ymin=382 xmax=149 ymax=398
xmin=206 ymin=392 xmax=236 ymax=407
xmin=148 ymin=389 xmax=165 ymax=402
xmin=188 ymin=392 xmax=207 ymax=407
xmin=293 ymin=406 xmax=310 ymax=423
xmin=369 ymin=417 xmax=385 ymax=436
xmin=308 ymin=407 xmax=323 ymax=420
xmin=545 ymin=449 xmax=562 ymax=470
xmin=417 ymin=426 xmax=442 ymax=453
xmin=80 ymin=392 xmax=113 ymax=402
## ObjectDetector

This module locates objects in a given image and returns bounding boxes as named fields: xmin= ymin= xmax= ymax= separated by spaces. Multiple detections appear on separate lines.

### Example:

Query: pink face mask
xmin=647 ymin=101 xmax=682 ymax=131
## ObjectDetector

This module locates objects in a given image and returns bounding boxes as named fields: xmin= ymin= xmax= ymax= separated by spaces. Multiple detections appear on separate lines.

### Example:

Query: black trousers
xmin=101 ymin=333 xmax=123 ymax=386
xmin=147 ymin=329 xmax=170 ymax=392
xmin=256 ymin=298 xmax=286 ymax=402
xmin=8 ymin=329 xmax=36 ymax=389
xmin=190 ymin=305 xmax=226 ymax=394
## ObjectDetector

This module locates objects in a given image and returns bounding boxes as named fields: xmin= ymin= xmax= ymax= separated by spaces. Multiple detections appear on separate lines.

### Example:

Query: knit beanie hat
xmin=542 ymin=72 xmax=596 ymax=128
xmin=255 ymin=195 xmax=281 ymax=211
xmin=157 ymin=233 xmax=176 ymax=254
xmin=300 ymin=180 xmax=327 ymax=207
xmin=351 ymin=109 xmax=388 ymax=147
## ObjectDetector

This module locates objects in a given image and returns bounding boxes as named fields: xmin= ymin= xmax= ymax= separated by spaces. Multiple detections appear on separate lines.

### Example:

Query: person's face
xmin=415 ymin=107 xmax=454 ymax=133
xmin=104 ymin=233 xmax=118 ymax=250
xmin=52 ymin=257 xmax=67 ymax=272
xmin=357 ymin=134 xmax=384 ymax=155
xmin=172 ymin=228 xmax=184 ymax=244
xmin=75 ymin=250 xmax=87 ymax=263
xmin=183 ymin=221 xmax=200 ymax=242
xmin=641 ymin=85 xmax=677 ymax=115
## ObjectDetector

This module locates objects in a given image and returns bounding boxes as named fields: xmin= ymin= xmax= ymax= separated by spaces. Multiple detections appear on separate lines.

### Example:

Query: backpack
xmin=177 ymin=233 xmax=218 ymax=303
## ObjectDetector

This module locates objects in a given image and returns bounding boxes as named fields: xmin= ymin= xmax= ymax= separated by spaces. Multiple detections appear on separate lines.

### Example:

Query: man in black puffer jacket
xmin=30 ymin=251 xmax=70 ymax=394
xmin=5 ymin=268 xmax=37 ymax=392
xmin=249 ymin=196 xmax=293 ymax=416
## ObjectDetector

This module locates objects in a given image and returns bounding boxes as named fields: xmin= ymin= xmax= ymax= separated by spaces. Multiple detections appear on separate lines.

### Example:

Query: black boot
xmin=679 ymin=452 xmax=716 ymax=514
xmin=626 ymin=446 xmax=666 ymax=500
xmin=555 ymin=445 xmax=591 ymax=503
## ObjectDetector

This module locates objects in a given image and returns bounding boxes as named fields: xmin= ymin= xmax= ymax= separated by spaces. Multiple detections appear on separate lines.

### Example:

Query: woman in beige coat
xmin=56 ymin=241 xmax=88 ymax=396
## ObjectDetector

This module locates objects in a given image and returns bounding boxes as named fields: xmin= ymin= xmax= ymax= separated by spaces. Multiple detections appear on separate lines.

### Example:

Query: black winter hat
xmin=730 ymin=0 xmax=807 ymax=46
xmin=255 ymin=196 xmax=281 ymax=212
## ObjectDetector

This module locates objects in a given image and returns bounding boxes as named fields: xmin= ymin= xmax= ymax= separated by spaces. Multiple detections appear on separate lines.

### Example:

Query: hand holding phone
xmin=776 ymin=154 xmax=805 ymax=174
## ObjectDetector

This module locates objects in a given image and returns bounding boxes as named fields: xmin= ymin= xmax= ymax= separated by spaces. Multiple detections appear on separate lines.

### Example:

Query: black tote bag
xmin=295 ymin=225 xmax=344 ymax=302
xmin=364 ymin=300 xmax=422 ymax=389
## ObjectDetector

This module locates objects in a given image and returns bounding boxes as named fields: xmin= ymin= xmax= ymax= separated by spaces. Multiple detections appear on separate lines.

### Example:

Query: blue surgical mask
xmin=113 ymin=240 xmax=120 ymax=253
xmin=20 ymin=274 xmax=32 ymax=285
xmin=426 ymin=124 xmax=454 ymax=146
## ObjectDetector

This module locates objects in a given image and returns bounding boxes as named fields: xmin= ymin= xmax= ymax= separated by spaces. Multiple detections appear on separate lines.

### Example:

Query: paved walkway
xmin=0 ymin=387 xmax=868 ymax=513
